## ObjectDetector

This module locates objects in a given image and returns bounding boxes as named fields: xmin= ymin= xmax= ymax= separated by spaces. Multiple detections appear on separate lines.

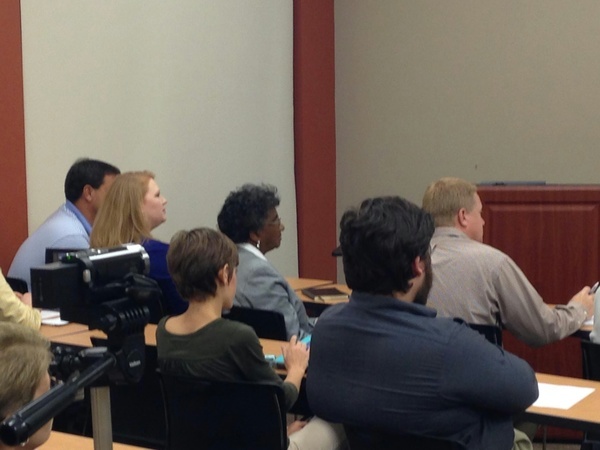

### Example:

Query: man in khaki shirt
xmin=422 ymin=177 xmax=594 ymax=347
xmin=0 ymin=269 xmax=40 ymax=329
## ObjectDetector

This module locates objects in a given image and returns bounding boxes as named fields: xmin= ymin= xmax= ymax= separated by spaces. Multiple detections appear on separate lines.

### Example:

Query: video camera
xmin=31 ymin=244 xmax=157 ymax=325
xmin=0 ymin=244 xmax=162 ymax=448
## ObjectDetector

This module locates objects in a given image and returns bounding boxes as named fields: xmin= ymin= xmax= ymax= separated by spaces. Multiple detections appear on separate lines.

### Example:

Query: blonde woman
xmin=90 ymin=171 xmax=187 ymax=315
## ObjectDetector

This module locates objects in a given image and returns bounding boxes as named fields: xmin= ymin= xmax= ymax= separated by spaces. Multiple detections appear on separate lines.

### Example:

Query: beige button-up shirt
xmin=427 ymin=227 xmax=586 ymax=347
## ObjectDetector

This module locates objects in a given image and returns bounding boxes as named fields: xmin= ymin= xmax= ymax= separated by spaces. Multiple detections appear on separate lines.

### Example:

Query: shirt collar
xmin=65 ymin=200 xmax=92 ymax=235
xmin=239 ymin=242 xmax=267 ymax=261
xmin=350 ymin=291 xmax=437 ymax=318
xmin=432 ymin=226 xmax=469 ymax=240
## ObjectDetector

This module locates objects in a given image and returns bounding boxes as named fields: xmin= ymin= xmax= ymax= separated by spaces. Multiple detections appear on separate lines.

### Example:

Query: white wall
xmin=335 ymin=0 xmax=600 ymax=280
xmin=20 ymin=0 xmax=299 ymax=275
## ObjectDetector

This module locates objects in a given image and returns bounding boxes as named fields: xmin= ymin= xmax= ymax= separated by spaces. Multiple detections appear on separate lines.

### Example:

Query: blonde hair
xmin=0 ymin=323 xmax=51 ymax=419
xmin=90 ymin=171 xmax=155 ymax=247
xmin=422 ymin=177 xmax=477 ymax=227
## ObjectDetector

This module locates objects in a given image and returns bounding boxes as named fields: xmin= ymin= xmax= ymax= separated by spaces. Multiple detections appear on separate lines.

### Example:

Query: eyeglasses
xmin=265 ymin=216 xmax=282 ymax=226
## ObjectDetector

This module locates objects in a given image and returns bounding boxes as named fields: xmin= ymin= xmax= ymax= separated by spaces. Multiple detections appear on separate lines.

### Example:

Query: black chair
xmin=343 ymin=424 xmax=463 ymax=450
xmin=223 ymin=306 xmax=287 ymax=340
xmin=466 ymin=323 xmax=503 ymax=347
xmin=158 ymin=371 xmax=288 ymax=450
xmin=580 ymin=340 xmax=600 ymax=449
xmin=302 ymin=300 xmax=331 ymax=318
xmin=5 ymin=276 xmax=28 ymax=293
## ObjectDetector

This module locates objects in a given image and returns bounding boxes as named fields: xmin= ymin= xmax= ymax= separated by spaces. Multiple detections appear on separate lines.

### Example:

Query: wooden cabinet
xmin=478 ymin=185 xmax=600 ymax=440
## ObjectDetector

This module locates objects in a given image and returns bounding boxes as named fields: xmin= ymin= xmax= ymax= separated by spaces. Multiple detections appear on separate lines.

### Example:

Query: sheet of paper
xmin=40 ymin=309 xmax=69 ymax=326
xmin=533 ymin=382 xmax=594 ymax=410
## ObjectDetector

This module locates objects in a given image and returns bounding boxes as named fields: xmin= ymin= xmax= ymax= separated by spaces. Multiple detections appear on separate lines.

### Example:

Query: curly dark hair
xmin=217 ymin=183 xmax=280 ymax=243
xmin=340 ymin=196 xmax=434 ymax=295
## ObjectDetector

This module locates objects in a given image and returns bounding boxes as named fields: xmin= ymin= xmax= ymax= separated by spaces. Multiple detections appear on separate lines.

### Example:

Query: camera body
xmin=31 ymin=244 xmax=151 ymax=324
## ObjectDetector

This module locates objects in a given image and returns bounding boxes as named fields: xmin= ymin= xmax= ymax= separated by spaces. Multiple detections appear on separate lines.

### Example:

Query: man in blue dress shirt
xmin=8 ymin=158 xmax=120 ymax=288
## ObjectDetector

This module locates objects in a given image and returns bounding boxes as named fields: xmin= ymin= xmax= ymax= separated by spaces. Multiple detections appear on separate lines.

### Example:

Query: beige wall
xmin=20 ymin=1 xmax=299 ymax=276
xmin=335 ymin=0 xmax=600 ymax=280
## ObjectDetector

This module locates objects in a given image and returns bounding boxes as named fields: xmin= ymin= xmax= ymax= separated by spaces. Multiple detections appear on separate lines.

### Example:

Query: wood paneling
xmin=0 ymin=0 xmax=28 ymax=270
xmin=479 ymin=185 xmax=600 ymax=440
xmin=293 ymin=0 xmax=337 ymax=280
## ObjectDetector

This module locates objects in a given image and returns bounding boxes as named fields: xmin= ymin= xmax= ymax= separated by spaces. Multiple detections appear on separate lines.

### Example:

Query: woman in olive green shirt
xmin=156 ymin=227 xmax=346 ymax=450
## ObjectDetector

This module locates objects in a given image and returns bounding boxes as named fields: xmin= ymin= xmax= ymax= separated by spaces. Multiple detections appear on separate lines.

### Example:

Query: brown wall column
xmin=293 ymin=0 xmax=337 ymax=280
xmin=0 ymin=0 xmax=28 ymax=270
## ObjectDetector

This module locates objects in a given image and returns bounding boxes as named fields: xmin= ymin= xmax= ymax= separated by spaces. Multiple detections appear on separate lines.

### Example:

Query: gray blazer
xmin=234 ymin=245 xmax=313 ymax=339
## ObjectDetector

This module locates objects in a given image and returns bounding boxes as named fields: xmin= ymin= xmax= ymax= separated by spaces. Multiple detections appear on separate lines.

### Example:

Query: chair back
xmin=158 ymin=371 xmax=287 ymax=450
xmin=580 ymin=339 xmax=600 ymax=444
xmin=5 ymin=276 xmax=28 ymax=293
xmin=223 ymin=306 xmax=287 ymax=340
xmin=467 ymin=323 xmax=503 ymax=347
xmin=344 ymin=424 xmax=463 ymax=450
xmin=582 ymin=339 xmax=600 ymax=380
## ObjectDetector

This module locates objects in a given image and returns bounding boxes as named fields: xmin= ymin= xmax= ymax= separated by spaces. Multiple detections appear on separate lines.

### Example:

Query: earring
xmin=256 ymin=239 xmax=261 ymax=250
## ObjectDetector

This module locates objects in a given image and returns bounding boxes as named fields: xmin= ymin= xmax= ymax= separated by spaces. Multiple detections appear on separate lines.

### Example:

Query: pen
xmin=590 ymin=281 xmax=600 ymax=294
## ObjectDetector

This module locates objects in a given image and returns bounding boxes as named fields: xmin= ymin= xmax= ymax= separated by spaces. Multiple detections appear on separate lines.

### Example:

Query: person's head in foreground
xmin=422 ymin=177 xmax=485 ymax=242
xmin=217 ymin=183 xmax=284 ymax=254
xmin=0 ymin=322 xmax=52 ymax=450
xmin=340 ymin=196 xmax=434 ymax=304
xmin=167 ymin=227 xmax=239 ymax=307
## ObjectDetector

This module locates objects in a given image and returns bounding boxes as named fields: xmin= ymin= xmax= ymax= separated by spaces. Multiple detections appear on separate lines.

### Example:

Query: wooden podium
xmin=478 ymin=184 xmax=600 ymax=440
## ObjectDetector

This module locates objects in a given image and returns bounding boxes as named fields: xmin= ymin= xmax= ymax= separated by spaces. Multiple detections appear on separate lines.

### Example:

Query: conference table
xmin=44 ymin=323 xmax=289 ymax=364
xmin=41 ymin=322 xmax=600 ymax=437
xmin=285 ymin=276 xmax=332 ymax=291
xmin=521 ymin=373 xmax=600 ymax=434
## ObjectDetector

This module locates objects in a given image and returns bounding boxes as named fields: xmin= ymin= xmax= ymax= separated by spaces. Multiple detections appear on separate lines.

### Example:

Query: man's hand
xmin=570 ymin=286 xmax=595 ymax=318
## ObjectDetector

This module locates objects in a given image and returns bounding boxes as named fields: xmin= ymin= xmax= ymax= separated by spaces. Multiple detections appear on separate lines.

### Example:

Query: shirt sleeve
xmin=50 ymin=234 xmax=90 ymax=249
xmin=494 ymin=256 xmax=586 ymax=347
xmin=0 ymin=269 xmax=41 ymax=329
xmin=441 ymin=324 xmax=539 ymax=414
xmin=247 ymin=263 xmax=310 ymax=339
xmin=228 ymin=325 xmax=299 ymax=410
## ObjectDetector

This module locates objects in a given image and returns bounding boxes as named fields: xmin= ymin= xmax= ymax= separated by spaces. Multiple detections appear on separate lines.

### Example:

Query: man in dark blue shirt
xmin=306 ymin=196 xmax=538 ymax=450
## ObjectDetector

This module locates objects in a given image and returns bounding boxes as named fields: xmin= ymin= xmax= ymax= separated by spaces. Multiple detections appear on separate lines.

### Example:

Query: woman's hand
xmin=287 ymin=420 xmax=308 ymax=435
xmin=283 ymin=335 xmax=309 ymax=374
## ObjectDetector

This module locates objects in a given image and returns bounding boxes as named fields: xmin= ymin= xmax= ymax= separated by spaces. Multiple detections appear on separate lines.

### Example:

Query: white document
xmin=533 ymin=382 xmax=594 ymax=410
xmin=40 ymin=309 xmax=69 ymax=326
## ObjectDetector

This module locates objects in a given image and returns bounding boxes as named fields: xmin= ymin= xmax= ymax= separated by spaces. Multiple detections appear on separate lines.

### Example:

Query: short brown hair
xmin=0 ymin=323 xmax=51 ymax=419
xmin=422 ymin=177 xmax=477 ymax=227
xmin=167 ymin=228 xmax=238 ymax=302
